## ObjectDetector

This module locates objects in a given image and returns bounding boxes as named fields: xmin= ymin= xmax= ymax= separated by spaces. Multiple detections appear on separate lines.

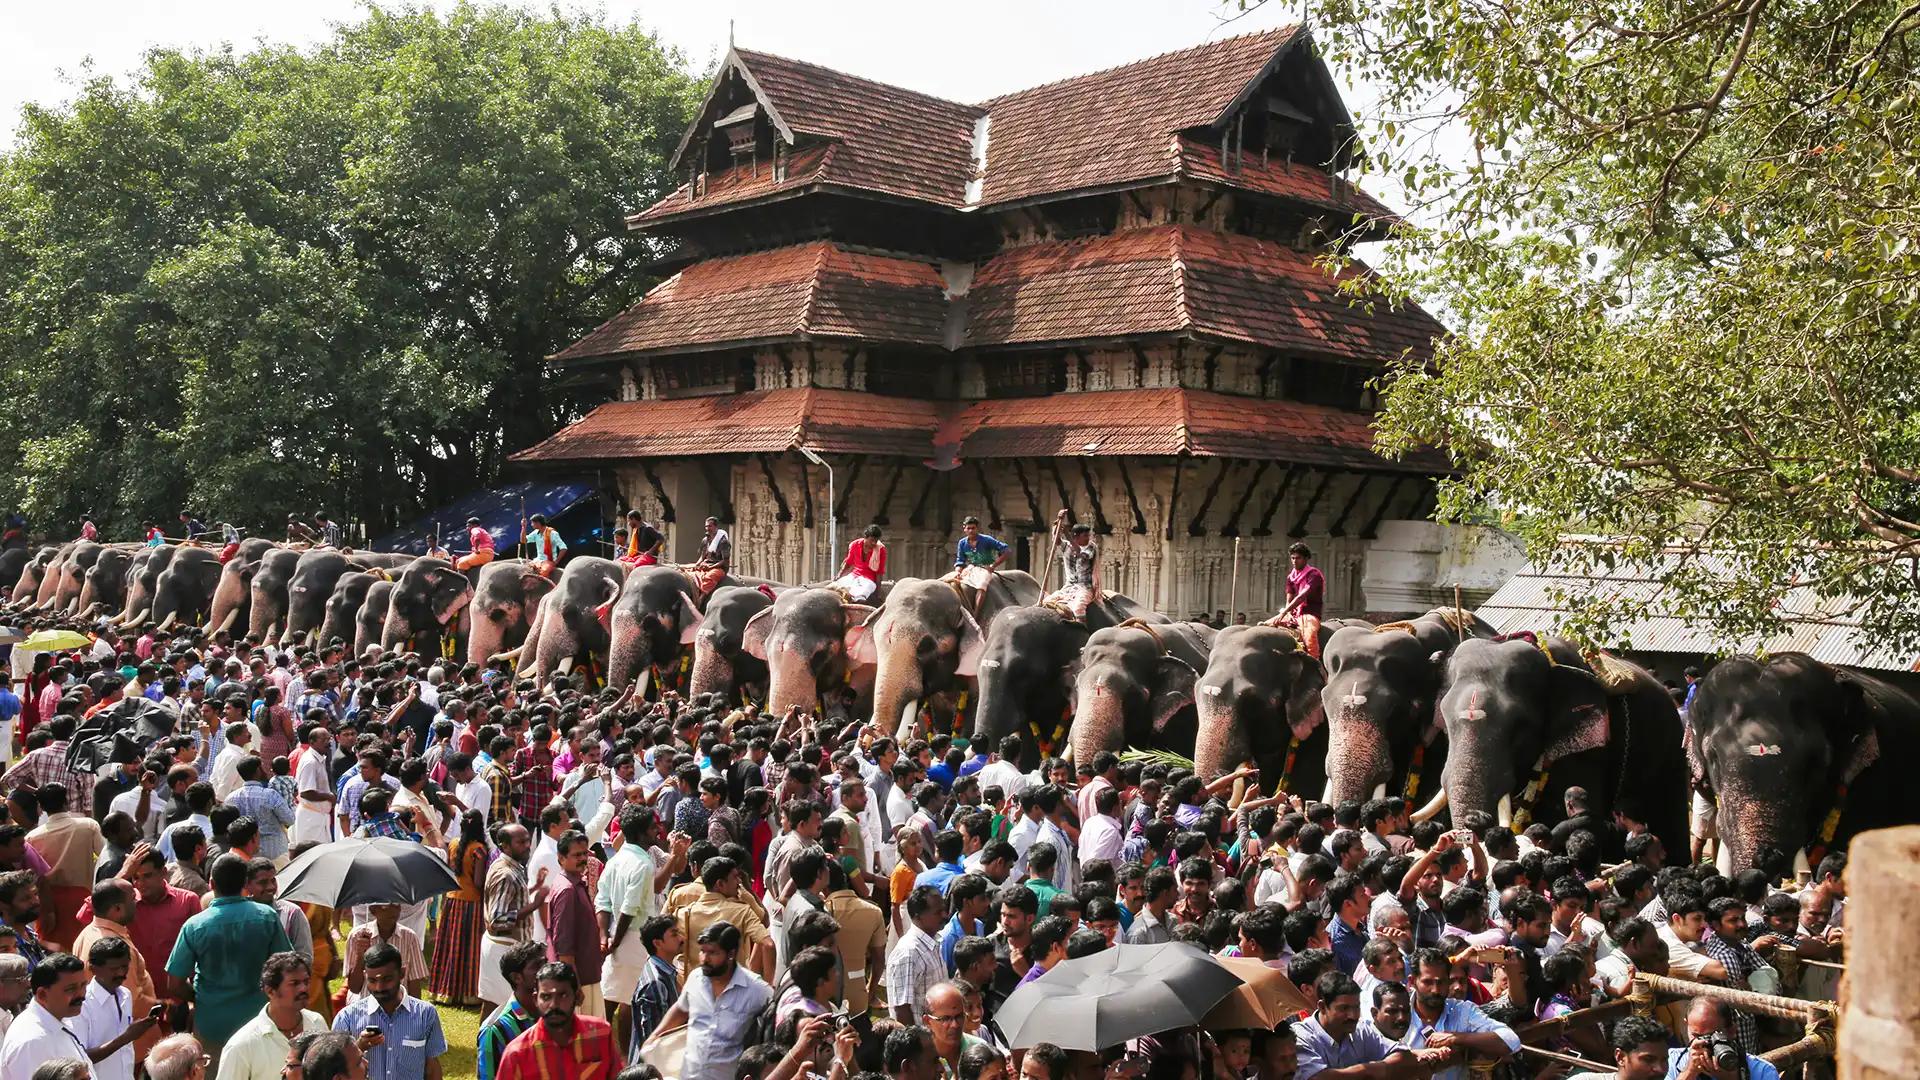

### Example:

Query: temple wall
xmin=608 ymin=455 xmax=1513 ymax=620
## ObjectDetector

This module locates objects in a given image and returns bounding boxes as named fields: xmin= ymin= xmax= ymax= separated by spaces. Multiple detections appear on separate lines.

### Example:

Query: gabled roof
xmin=552 ymin=242 xmax=951 ymax=361
xmin=645 ymin=26 xmax=1379 ymax=221
xmin=965 ymin=225 xmax=1442 ymax=362
xmin=510 ymin=388 xmax=943 ymax=461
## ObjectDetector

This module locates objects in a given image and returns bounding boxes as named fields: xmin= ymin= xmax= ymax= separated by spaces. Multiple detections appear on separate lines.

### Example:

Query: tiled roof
xmin=510 ymin=388 xmax=944 ymax=462
xmin=512 ymin=386 xmax=1444 ymax=475
xmin=1176 ymin=139 xmax=1397 ymax=226
xmin=552 ymin=242 xmax=950 ymax=361
xmin=631 ymin=142 xmax=836 ymax=225
xmin=965 ymin=225 xmax=1442 ymax=363
xmin=975 ymin=27 xmax=1303 ymax=207
xmin=731 ymin=48 xmax=983 ymax=208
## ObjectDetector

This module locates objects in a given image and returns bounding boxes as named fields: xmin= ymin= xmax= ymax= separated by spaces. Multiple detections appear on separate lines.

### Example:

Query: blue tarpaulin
xmin=372 ymin=479 xmax=598 ymax=555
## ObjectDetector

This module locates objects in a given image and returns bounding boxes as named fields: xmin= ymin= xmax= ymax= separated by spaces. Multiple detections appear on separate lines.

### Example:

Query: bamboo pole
xmin=1229 ymin=536 xmax=1242 ymax=622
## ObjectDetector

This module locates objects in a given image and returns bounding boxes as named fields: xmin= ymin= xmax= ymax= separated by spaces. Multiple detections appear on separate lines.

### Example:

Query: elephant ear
xmin=1150 ymin=655 xmax=1200 ymax=734
xmin=955 ymin=606 xmax=986 ymax=678
xmin=1830 ymin=671 xmax=1883 ymax=785
xmin=522 ymin=572 xmax=556 ymax=609
xmin=741 ymin=606 xmax=774 ymax=661
xmin=1542 ymin=664 xmax=1611 ymax=766
xmin=677 ymin=591 xmax=704 ymax=645
xmin=841 ymin=603 xmax=878 ymax=668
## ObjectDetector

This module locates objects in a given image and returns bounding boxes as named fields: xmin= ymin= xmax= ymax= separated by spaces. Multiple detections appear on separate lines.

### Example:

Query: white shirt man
xmin=0 ymin=998 xmax=92 ymax=1080
xmin=977 ymin=757 xmax=1030 ymax=800
xmin=292 ymin=742 xmax=335 ymax=847
xmin=211 ymin=733 xmax=252 ymax=800
xmin=75 ymin=977 xmax=134 ymax=1080
xmin=1078 ymin=807 xmax=1123 ymax=870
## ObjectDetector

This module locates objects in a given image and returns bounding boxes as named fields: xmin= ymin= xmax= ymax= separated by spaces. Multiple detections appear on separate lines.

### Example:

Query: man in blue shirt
xmin=1294 ymin=971 xmax=1446 ymax=1080
xmin=1326 ymin=874 xmax=1372 ymax=976
xmin=949 ymin=516 xmax=1009 ymax=611
xmin=914 ymin=830 xmax=968 ymax=895
xmin=1666 ymin=998 xmax=1781 ymax=1080
xmin=937 ymin=874 xmax=991 ymax=972
xmin=332 ymin=942 xmax=447 ymax=1080
xmin=1396 ymin=949 xmax=1520 ymax=1080
xmin=165 ymin=853 xmax=294 ymax=1053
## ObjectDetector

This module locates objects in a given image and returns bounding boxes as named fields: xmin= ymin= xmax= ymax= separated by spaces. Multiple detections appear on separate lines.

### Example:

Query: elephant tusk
xmin=1410 ymin=787 xmax=1449 ymax=823
xmin=215 ymin=607 xmax=239 ymax=634
xmin=556 ymin=656 xmax=576 ymax=677
xmin=489 ymin=644 xmax=525 ymax=665
xmin=1372 ymin=782 xmax=1388 ymax=800
xmin=634 ymin=666 xmax=651 ymax=698
xmin=155 ymin=612 xmax=178 ymax=634
xmin=1792 ymin=848 xmax=1811 ymax=876
xmin=894 ymin=698 xmax=919 ymax=743
xmin=1497 ymin=794 xmax=1513 ymax=828
xmin=1321 ymin=780 xmax=1336 ymax=805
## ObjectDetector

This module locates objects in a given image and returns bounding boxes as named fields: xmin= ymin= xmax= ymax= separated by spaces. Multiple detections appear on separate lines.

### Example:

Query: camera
xmin=1697 ymin=1034 xmax=1743 ymax=1073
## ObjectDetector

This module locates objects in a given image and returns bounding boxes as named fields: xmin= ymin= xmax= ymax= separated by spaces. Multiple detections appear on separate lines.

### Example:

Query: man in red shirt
xmin=76 ymin=845 xmax=200 ymax=1006
xmin=1265 ymin=542 xmax=1327 ymax=658
xmin=497 ymin=959 xmax=624 ymax=1080
xmin=457 ymin=516 xmax=496 ymax=572
xmin=545 ymin=830 xmax=606 ymax=1018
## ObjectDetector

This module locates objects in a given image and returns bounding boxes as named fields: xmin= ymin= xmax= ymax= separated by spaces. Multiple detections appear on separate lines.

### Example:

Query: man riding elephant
xmin=946 ymin=516 xmax=1009 ymax=614
xmin=828 ymin=525 xmax=886 ymax=603
xmin=1043 ymin=511 xmax=1099 ymax=622
xmin=523 ymin=513 xmax=568 ymax=579
xmin=682 ymin=516 xmax=731 ymax=599
xmin=456 ymin=516 xmax=495 ymax=572
xmin=1263 ymin=542 xmax=1325 ymax=659
xmin=618 ymin=510 xmax=663 ymax=569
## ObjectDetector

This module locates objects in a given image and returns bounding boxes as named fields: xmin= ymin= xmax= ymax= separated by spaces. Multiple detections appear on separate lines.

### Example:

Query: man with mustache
xmin=328 ymin=943 xmax=445 ymax=1080
xmin=0 ymin=951 xmax=90 ymax=1078
xmin=652 ymin=921 xmax=772 ymax=1080
xmin=494 ymin=961 xmax=622 ymax=1080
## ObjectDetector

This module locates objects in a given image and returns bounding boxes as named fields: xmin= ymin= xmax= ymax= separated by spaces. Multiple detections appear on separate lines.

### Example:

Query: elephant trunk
xmin=208 ymin=573 xmax=247 ymax=633
xmin=687 ymin=636 xmax=734 ymax=699
xmin=248 ymin=593 xmax=278 ymax=641
xmin=1069 ymin=676 xmax=1130 ymax=765
xmin=968 ymin=666 xmax=1022 ymax=758
xmin=465 ymin=609 xmax=512 ymax=672
xmin=872 ymin=636 xmax=925 ymax=741
xmin=604 ymin=611 xmax=648 ymax=692
xmin=74 ymin=581 xmax=95 ymax=616
xmin=214 ymin=605 xmax=240 ymax=634
xmin=1440 ymin=758 xmax=1498 ymax=828
xmin=1323 ymin=709 xmax=1394 ymax=805
xmin=765 ymin=644 xmax=821 ymax=715
xmin=1715 ymin=787 xmax=1806 ymax=874
xmin=1193 ymin=691 xmax=1250 ymax=782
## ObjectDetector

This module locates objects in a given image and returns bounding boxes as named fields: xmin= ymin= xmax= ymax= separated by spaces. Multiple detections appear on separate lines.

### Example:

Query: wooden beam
xmin=1045 ymin=459 xmax=1076 ymax=523
xmin=699 ymin=459 xmax=736 ymax=525
xmin=1220 ymin=460 xmax=1272 ymax=537
xmin=1165 ymin=455 xmax=1186 ymax=541
xmin=1253 ymin=464 xmax=1302 ymax=537
xmin=833 ymin=456 xmax=865 ymax=523
xmin=1076 ymin=458 xmax=1113 ymax=535
xmin=907 ymin=466 xmax=940 ymax=528
xmin=756 ymin=454 xmax=793 ymax=523
xmin=1326 ymin=475 xmax=1371 ymax=537
xmin=1199 ymin=345 xmax=1223 ymax=391
xmin=1114 ymin=458 xmax=1149 ymax=534
xmin=1288 ymin=470 xmax=1336 ymax=538
xmin=639 ymin=460 xmax=675 ymax=524
xmin=1360 ymin=475 xmax=1407 ymax=539
xmin=797 ymin=456 xmax=815 ymax=529
xmin=872 ymin=460 xmax=907 ymax=526
xmin=972 ymin=460 xmax=1003 ymax=531
xmin=1187 ymin=459 xmax=1233 ymax=536
xmin=1011 ymin=459 xmax=1043 ymax=526
xmin=1405 ymin=480 xmax=1437 ymax=521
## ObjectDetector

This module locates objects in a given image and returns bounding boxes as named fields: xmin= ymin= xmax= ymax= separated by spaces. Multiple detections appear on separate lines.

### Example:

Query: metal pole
xmin=1229 ymin=536 xmax=1242 ymax=621
xmin=826 ymin=458 xmax=836 ymax=583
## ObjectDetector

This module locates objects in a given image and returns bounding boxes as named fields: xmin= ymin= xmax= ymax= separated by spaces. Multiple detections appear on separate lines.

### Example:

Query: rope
xmin=1116 ymin=617 xmax=1165 ymax=653
xmin=1372 ymin=621 xmax=1418 ymax=635
xmin=1633 ymin=972 xmax=1837 ymax=1021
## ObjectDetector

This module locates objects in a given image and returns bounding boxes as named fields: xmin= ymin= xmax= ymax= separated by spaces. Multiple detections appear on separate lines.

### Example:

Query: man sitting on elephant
xmin=1263 ymin=542 xmax=1325 ymax=658
xmin=523 ymin=513 xmax=568 ymax=579
xmin=457 ymin=516 xmax=495 ymax=572
xmin=682 ymin=516 xmax=730 ymax=598
xmin=1043 ymin=512 xmax=1099 ymax=621
xmin=618 ymin=510 xmax=663 ymax=569
xmin=946 ymin=516 xmax=1008 ymax=611
xmin=828 ymin=525 xmax=886 ymax=602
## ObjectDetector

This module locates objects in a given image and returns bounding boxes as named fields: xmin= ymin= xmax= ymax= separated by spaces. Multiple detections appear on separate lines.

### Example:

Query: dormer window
xmin=715 ymin=103 xmax=760 ymax=169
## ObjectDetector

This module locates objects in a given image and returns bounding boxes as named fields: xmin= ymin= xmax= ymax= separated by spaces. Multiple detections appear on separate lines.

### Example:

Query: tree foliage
xmin=0 ymin=2 xmax=704 ymax=538
xmin=1267 ymin=0 xmax=1920 ymax=649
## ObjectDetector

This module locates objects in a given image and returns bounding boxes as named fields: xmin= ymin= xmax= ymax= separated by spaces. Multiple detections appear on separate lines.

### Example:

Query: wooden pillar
xmin=1840 ymin=825 xmax=1920 ymax=1078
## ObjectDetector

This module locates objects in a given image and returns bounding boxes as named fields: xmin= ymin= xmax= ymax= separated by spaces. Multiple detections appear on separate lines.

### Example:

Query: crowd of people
xmin=0 ymin=583 xmax=1843 ymax=1080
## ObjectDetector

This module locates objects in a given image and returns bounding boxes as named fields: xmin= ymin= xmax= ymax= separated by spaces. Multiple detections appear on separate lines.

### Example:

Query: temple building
xmin=512 ymin=26 xmax=1515 ymax=618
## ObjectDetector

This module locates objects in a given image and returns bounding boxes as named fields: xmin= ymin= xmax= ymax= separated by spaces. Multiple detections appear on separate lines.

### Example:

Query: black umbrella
xmin=68 ymin=696 xmax=179 ymax=775
xmin=994 ymin=942 xmax=1245 ymax=1051
xmin=276 ymin=837 xmax=459 ymax=908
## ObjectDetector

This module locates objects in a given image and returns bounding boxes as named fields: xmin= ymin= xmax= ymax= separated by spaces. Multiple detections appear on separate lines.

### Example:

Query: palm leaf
xmin=1118 ymin=747 xmax=1195 ymax=771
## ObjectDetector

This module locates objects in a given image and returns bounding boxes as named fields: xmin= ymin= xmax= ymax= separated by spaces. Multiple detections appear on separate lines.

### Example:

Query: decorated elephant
xmin=207 ymin=538 xmax=280 ymax=635
xmin=355 ymin=579 xmax=396 ymax=657
xmin=73 ymin=544 xmax=139 ymax=620
xmin=1317 ymin=608 xmax=1496 ymax=809
xmin=1434 ymin=637 xmax=1688 ymax=857
xmin=529 ymin=556 xmax=627 ymax=684
xmin=248 ymin=548 xmax=304 ymax=640
xmin=146 ymin=546 xmax=223 ymax=632
xmin=688 ymin=585 xmax=777 ymax=705
xmin=380 ymin=557 xmax=476 ymax=657
xmin=970 ymin=593 xmax=1168 ymax=769
xmin=606 ymin=566 xmax=709 ymax=694
xmin=873 ymin=572 xmax=1043 ymax=740
xmin=1192 ymin=624 xmax=1334 ymax=797
xmin=318 ymin=572 xmax=381 ymax=650
xmin=115 ymin=545 xmax=179 ymax=628
xmin=742 ymin=586 xmax=882 ymax=715
xmin=25 ymin=541 xmax=83 ymax=610
xmin=1688 ymin=653 xmax=1920 ymax=874
xmin=284 ymin=550 xmax=412 ymax=646
xmin=463 ymin=559 xmax=556 ymax=669
xmin=1067 ymin=620 xmax=1218 ymax=764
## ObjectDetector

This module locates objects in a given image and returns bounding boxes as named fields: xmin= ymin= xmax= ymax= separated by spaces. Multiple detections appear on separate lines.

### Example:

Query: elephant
xmin=380 ymin=557 xmax=476 ymax=657
xmin=283 ymin=551 xmax=412 ymax=646
xmin=463 ymin=559 xmax=557 ymax=669
xmin=1687 ymin=653 xmax=1920 ymax=875
xmin=529 ymin=556 xmax=627 ymax=685
xmin=688 ymin=585 xmax=777 ymax=705
xmin=5 ymin=545 xmax=60 ymax=606
xmin=248 ymin=548 xmax=304 ymax=640
xmin=27 ymin=541 xmax=82 ymax=610
xmin=356 ymin=579 xmax=396 ymax=657
xmin=1067 ymin=619 xmax=1219 ymax=764
xmin=873 ymin=572 xmax=1044 ymax=740
xmin=146 ymin=546 xmax=223 ymax=632
xmin=1433 ymin=637 xmax=1689 ymax=859
xmin=969 ymin=593 xmax=1169 ymax=769
xmin=318 ymin=572 xmax=381 ymax=651
xmin=72 ymin=544 xmax=138 ymax=621
xmin=1316 ymin=607 xmax=1498 ymax=809
xmin=47 ymin=541 xmax=106 ymax=614
xmin=0 ymin=547 xmax=34 ymax=604
xmin=1192 ymin=625 xmax=1335 ymax=797
xmin=207 ymin=538 xmax=280 ymax=635
xmin=742 ymin=587 xmax=881 ymax=715
xmin=116 ymin=545 xmax=178 ymax=628
xmin=605 ymin=566 xmax=712 ymax=694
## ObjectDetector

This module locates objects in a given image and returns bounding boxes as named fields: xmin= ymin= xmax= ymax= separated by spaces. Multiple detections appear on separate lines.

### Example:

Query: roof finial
xmin=728 ymin=19 xmax=735 ymax=48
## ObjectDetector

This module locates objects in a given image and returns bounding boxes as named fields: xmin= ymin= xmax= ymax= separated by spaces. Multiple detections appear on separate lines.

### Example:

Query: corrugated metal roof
xmin=1476 ymin=550 xmax=1916 ymax=672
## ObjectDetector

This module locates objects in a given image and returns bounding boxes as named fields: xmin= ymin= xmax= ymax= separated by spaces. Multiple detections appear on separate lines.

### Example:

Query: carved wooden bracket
xmin=756 ymin=454 xmax=793 ymax=523
xmin=874 ymin=461 xmax=907 ymax=526
xmin=1188 ymin=459 xmax=1232 ymax=536
xmin=640 ymin=461 xmax=675 ymax=524
xmin=1115 ymin=457 xmax=1149 ymax=534
xmin=1012 ymin=459 xmax=1044 ymax=526
xmin=1327 ymin=474 xmax=1372 ymax=537
xmin=1254 ymin=464 xmax=1303 ymax=537
xmin=1361 ymin=476 xmax=1407 ymax=539
xmin=1220 ymin=460 xmax=1272 ymax=537
xmin=1289 ymin=470 xmax=1337 ymax=538
xmin=1077 ymin=458 xmax=1113 ymax=535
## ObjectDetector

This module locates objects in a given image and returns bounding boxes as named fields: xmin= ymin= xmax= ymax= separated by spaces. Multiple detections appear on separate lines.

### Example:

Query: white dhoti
xmin=479 ymin=934 xmax=520 ymax=1004
xmin=292 ymin=801 xmax=334 ymax=847
xmin=600 ymin=928 xmax=650 ymax=1004
xmin=829 ymin=574 xmax=878 ymax=602
xmin=1044 ymin=585 xmax=1094 ymax=619
xmin=949 ymin=565 xmax=996 ymax=592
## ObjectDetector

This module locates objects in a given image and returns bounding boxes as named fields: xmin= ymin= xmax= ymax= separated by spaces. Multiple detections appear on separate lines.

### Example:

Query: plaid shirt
xmin=481 ymin=760 xmax=514 ymax=827
xmin=628 ymin=954 xmax=679 ymax=1059
xmin=269 ymin=773 xmax=300 ymax=809
xmin=1702 ymin=932 xmax=1763 ymax=1053
xmin=226 ymin=780 xmax=295 ymax=859
xmin=886 ymin=924 xmax=946 ymax=1015
xmin=337 ymin=773 xmax=401 ymax=832
xmin=293 ymin=691 xmax=337 ymax=723
xmin=512 ymin=746 xmax=555 ymax=822
xmin=485 ymin=854 xmax=532 ymax=942
xmin=477 ymin=1002 xmax=535 ymax=1080
xmin=0 ymin=741 xmax=93 ymax=807
xmin=0 ymin=917 xmax=47 ymax=972
xmin=496 ymin=1013 xmax=622 ymax=1080
xmin=353 ymin=812 xmax=420 ymax=842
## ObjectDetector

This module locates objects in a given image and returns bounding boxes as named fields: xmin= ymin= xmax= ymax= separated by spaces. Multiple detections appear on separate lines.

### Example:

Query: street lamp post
xmin=799 ymin=446 xmax=834 ymax=582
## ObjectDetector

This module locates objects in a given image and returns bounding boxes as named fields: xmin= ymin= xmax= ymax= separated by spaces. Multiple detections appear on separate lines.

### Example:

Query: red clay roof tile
xmin=1176 ymin=139 xmax=1397 ymax=225
xmin=510 ymin=388 xmax=946 ymax=462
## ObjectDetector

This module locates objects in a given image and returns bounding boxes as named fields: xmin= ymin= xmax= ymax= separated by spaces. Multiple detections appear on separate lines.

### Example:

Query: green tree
xmin=1259 ymin=0 xmax=1920 ymax=648
xmin=0 ymin=3 xmax=704 ymax=538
